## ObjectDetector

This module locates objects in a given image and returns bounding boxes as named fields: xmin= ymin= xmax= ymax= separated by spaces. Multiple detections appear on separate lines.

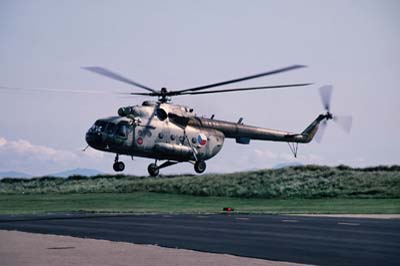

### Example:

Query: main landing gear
xmin=147 ymin=163 xmax=159 ymax=177
xmin=147 ymin=159 xmax=207 ymax=177
xmin=194 ymin=160 xmax=206 ymax=174
xmin=113 ymin=154 xmax=125 ymax=172
xmin=147 ymin=160 xmax=177 ymax=177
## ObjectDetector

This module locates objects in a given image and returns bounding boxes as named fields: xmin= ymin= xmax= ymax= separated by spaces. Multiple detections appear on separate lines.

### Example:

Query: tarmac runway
xmin=0 ymin=213 xmax=399 ymax=266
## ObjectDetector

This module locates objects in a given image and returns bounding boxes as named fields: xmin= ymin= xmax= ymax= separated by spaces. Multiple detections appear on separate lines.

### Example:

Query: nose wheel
xmin=113 ymin=154 xmax=125 ymax=172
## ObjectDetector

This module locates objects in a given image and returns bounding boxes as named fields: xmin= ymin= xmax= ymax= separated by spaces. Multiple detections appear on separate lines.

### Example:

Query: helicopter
xmin=82 ymin=65 xmax=352 ymax=176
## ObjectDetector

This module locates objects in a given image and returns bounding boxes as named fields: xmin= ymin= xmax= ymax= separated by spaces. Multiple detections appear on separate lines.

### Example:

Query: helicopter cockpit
xmin=86 ymin=117 xmax=132 ymax=149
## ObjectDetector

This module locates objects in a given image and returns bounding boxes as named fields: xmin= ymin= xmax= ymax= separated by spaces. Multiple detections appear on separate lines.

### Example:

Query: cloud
xmin=0 ymin=137 xmax=77 ymax=162
xmin=82 ymin=147 xmax=105 ymax=159
xmin=206 ymin=142 xmax=325 ymax=173
xmin=0 ymin=136 xmax=107 ymax=175
xmin=244 ymin=147 xmax=323 ymax=169
xmin=254 ymin=149 xmax=278 ymax=160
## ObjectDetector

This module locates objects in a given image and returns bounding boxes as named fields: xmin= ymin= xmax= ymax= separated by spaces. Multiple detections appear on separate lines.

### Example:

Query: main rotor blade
xmin=0 ymin=86 xmax=109 ymax=94
xmin=319 ymin=85 xmax=332 ymax=112
xmin=118 ymin=92 xmax=155 ymax=96
xmin=174 ymin=83 xmax=312 ymax=96
xmin=334 ymin=115 xmax=353 ymax=133
xmin=82 ymin=66 xmax=156 ymax=93
xmin=176 ymin=65 xmax=307 ymax=93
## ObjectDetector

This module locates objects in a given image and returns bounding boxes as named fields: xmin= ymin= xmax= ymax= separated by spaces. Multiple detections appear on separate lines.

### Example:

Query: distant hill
xmin=0 ymin=168 xmax=103 ymax=179
xmin=0 ymin=171 xmax=31 ymax=179
xmin=46 ymin=168 xmax=104 ymax=178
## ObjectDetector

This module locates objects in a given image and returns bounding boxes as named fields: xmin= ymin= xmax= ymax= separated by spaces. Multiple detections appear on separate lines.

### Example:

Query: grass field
xmin=1 ymin=192 xmax=399 ymax=215
xmin=1 ymin=166 xmax=399 ymax=215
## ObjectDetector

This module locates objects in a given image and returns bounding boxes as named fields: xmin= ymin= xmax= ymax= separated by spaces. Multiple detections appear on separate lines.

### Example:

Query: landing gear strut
xmin=145 ymin=159 xmax=207 ymax=176
xmin=147 ymin=160 xmax=179 ymax=177
xmin=113 ymin=154 xmax=125 ymax=172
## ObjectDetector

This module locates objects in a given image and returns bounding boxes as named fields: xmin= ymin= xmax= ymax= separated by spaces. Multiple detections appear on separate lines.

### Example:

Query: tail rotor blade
xmin=334 ymin=115 xmax=353 ymax=133
xmin=315 ymin=120 xmax=328 ymax=143
xmin=319 ymin=85 xmax=333 ymax=112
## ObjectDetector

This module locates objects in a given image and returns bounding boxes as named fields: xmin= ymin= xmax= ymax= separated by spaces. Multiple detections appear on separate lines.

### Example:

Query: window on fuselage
xmin=116 ymin=122 xmax=129 ymax=138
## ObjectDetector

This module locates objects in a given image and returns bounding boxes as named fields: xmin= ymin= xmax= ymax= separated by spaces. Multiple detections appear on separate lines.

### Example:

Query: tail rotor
xmin=333 ymin=115 xmax=353 ymax=133
xmin=315 ymin=85 xmax=352 ymax=142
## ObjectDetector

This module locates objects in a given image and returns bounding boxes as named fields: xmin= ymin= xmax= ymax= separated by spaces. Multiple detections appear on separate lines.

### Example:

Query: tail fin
xmin=299 ymin=114 xmax=326 ymax=143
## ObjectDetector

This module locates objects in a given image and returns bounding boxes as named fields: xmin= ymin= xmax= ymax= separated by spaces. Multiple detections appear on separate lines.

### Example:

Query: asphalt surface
xmin=0 ymin=213 xmax=399 ymax=266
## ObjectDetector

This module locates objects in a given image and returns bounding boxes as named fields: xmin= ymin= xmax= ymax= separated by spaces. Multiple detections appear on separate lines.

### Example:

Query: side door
xmin=114 ymin=122 xmax=132 ymax=149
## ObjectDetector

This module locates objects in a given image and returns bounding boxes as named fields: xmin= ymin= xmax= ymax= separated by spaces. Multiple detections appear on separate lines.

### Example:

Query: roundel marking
xmin=197 ymin=134 xmax=207 ymax=146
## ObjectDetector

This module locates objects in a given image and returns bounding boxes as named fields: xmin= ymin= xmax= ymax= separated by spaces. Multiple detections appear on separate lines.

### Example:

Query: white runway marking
xmin=235 ymin=217 xmax=250 ymax=221
xmin=338 ymin=222 xmax=360 ymax=226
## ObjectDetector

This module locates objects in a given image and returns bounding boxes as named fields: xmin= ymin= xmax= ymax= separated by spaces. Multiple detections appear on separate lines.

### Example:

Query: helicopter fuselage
xmin=85 ymin=101 xmax=225 ymax=162
xmin=85 ymin=100 xmax=324 ymax=175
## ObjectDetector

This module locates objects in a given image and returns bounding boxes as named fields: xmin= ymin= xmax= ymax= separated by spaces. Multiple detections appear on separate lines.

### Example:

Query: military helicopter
xmin=82 ymin=65 xmax=352 ymax=176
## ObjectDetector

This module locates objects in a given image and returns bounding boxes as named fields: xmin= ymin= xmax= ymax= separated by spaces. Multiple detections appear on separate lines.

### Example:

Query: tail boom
xmin=187 ymin=114 xmax=328 ymax=144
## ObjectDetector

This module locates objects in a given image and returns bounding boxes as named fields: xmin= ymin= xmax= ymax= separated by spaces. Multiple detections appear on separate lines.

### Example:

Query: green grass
xmin=0 ymin=192 xmax=399 ymax=215
xmin=1 ymin=165 xmax=399 ymax=198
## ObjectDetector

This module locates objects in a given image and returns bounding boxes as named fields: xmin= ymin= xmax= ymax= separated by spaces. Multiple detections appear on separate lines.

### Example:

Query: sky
xmin=0 ymin=0 xmax=399 ymax=176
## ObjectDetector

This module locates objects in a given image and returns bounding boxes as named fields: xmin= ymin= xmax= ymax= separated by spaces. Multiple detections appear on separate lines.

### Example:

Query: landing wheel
xmin=148 ymin=163 xmax=159 ymax=177
xmin=194 ymin=160 xmax=206 ymax=174
xmin=113 ymin=161 xmax=125 ymax=172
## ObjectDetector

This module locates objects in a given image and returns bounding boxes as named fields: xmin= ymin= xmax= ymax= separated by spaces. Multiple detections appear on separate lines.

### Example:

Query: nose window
xmin=92 ymin=121 xmax=107 ymax=132
xmin=106 ymin=123 xmax=116 ymax=134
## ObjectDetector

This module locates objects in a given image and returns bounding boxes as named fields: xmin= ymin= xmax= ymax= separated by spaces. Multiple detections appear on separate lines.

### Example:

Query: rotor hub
xmin=158 ymin=88 xmax=170 ymax=103
xmin=325 ymin=112 xmax=333 ymax=120
xmin=160 ymin=87 xmax=168 ymax=94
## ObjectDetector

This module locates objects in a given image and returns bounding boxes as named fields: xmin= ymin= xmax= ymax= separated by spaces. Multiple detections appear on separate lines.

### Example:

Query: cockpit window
xmin=116 ymin=122 xmax=129 ymax=137
xmin=106 ymin=123 xmax=116 ymax=134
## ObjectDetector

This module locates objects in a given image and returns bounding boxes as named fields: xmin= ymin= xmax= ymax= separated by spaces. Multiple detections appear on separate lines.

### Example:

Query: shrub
xmin=1 ymin=165 xmax=399 ymax=199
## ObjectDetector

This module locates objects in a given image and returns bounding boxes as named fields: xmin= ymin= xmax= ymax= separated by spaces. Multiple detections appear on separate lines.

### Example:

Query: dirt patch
xmin=0 ymin=230 xmax=310 ymax=266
